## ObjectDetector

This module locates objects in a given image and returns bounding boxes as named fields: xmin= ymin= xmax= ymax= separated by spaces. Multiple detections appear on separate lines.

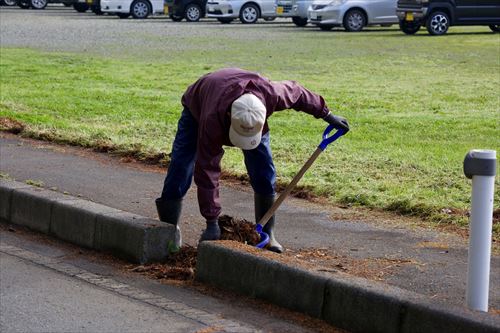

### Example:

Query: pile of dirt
xmin=218 ymin=214 xmax=260 ymax=245
xmin=129 ymin=215 xmax=260 ymax=281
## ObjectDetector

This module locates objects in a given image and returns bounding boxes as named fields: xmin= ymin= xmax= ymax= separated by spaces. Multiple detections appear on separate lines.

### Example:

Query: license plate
xmin=405 ymin=12 xmax=414 ymax=21
xmin=310 ymin=12 xmax=317 ymax=20
xmin=164 ymin=5 xmax=169 ymax=14
xmin=208 ymin=5 xmax=214 ymax=12
xmin=276 ymin=6 xmax=283 ymax=14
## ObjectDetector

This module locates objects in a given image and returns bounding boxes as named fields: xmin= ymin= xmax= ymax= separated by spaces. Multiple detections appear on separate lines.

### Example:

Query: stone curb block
xmin=50 ymin=199 xmax=119 ymax=248
xmin=11 ymin=186 xmax=78 ymax=233
xmin=0 ymin=180 xmax=175 ymax=264
xmin=95 ymin=211 xmax=175 ymax=263
xmin=0 ymin=180 xmax=31 ymax=223
xmin=196 ymin=242 xmax=500 ymax=333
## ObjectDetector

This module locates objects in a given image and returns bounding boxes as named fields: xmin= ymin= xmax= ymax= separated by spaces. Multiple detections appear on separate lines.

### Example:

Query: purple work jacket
xmin=181 ymin=68 xmax=330 ymax=220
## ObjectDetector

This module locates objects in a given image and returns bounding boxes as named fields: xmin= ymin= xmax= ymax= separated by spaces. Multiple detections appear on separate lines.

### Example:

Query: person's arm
xmin=272 ymin=80 xmax=349 ymax=132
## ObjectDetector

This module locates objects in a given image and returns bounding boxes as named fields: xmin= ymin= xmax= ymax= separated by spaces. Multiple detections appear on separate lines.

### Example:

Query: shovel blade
xmin=255 ymin=224 xmax=270 ymax=248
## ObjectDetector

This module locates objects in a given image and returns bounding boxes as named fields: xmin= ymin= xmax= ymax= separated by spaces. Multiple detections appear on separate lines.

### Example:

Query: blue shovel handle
xmin=318 ymin=125 xmax=347 ymax=151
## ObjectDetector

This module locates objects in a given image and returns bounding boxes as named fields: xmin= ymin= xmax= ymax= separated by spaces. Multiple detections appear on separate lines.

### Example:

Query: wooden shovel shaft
xmin=258 ymin=147 xmax=323 ymax=227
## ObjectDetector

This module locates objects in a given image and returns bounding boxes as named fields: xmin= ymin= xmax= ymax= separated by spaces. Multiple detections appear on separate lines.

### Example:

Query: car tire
xmin=292 ymin=16 xmax=308 ymax=27
xmin=30 ymin=0 xmax=46 ymax=9
xmin=426 ymin=11 xmax=449 ymax=35
xmin=130 ymin=0 xmax=151 ymax=19
xmin=3 ymin=0 xmax=17 ymax=5
xmin=489 ymin=24 xmax=500 ymax=33
xmin=217 ymin=17 xmax=233 ymax=24
xmin=399 ymin=20 xmax=420 ymax=34
xmin=117 ymin=12 xmax=130 ymax=18
xmin=73 ymin=3 xmax=89 ymax=12
xmin=170 ymin=14 xmax=183 ymax=21
xmin=17 ymin=0 xmax=30 ymax=9
xmin=319 ymin=24 xmax=333 ymax=31
xmin=343 ymin=9 xmax=365 ymax=32
xmin=239 ymin=3 xmax=259 ymax=24
xmin=184 ymin=3 xmax=201 ymax=22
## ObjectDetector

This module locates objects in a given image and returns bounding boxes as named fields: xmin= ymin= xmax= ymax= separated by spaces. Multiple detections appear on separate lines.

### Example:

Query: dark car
xmin=165 ymin=0 xmax=206 ymax=21
xmin=397 ymin=0 xmax=500 ymax=35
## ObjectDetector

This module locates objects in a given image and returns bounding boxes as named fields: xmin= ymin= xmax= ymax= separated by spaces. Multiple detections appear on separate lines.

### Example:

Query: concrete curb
xmin=0 ymin=179 xmax=175 ymax=263
xmin=196 ymin=242 xmax=500 ymax=333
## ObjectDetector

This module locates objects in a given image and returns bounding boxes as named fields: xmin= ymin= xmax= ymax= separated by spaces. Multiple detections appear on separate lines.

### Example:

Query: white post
xmin=464 ymin=149 xmax=497 ymax=312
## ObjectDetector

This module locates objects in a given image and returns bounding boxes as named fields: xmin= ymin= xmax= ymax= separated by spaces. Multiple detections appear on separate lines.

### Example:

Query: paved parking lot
xmin=0 ymin=5 xmax=310 ymax=58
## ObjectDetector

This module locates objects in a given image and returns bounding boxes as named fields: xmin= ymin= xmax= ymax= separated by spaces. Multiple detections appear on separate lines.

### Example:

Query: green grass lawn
xmin=1 ymin=26 xmax=499 ymax=232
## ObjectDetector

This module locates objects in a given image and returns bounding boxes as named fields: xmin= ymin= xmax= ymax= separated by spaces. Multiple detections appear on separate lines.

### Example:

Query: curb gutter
xmin=196 ymin=242 xmax=500 ymax=333
xmin=0 ymin=179 xmax=175 ymax=263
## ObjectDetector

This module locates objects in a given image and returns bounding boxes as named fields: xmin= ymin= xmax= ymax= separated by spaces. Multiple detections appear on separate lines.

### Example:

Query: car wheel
xmin=117 ymin=12 xmax=131 ymax=18
xmin=292 ymin=16 xmax=308 ymax=27
xmin=91 ymin=4 xmax=103 ymax=15
xmin=130 ymin=0 xmax=151 ymax=19
xmin=170 ymin=14 xmax=183 ymax=21
xmin=239 ymin=3 xmax=259 ymax=24
xmin=319 ymin=24 xmax=333 ymax=31
xmin=426 ymin=11 xmax=449 ymax=35
xmin=30 ymin=0 xmax=46 ymax=9
xmin=3 ymin=0 xmax=17 ymax=5
xmin=399 ymin=20 xmax=420 ymax=34
xmin=17 ymin=0 xmax=30 ymax=9
xmin=489 ymin=24 xmax=500 ymax=33
xmin=73 ymin=3 xmax=89 ymax=12
xmin=217 ymin=17 xmax=233 ymax=24
xmin=343 ymin=9 xmax=365 ymax=32
xmin=184 ymin=3 xmax=201 ymax=22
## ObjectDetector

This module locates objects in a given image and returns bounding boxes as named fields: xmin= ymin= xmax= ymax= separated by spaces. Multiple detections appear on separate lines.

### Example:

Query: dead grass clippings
xmin=0 ymin=117 xmax=25 ymax=134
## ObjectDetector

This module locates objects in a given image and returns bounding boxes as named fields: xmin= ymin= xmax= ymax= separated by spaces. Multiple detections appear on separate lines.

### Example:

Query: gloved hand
xmin=199 ymin=219 xmax=221 ymax=242
xmin=323 ymin=113 xmax=350 ymax=133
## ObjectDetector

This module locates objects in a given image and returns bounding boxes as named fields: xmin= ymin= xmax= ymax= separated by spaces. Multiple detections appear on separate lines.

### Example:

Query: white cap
xmin=229 ymin=93 xmax=266 ymax=150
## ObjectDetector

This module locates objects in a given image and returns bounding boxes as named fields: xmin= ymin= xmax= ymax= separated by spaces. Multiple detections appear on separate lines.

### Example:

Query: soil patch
xmin=0 ymin=117 xmax=25 ymax=134
xmin=128 ymin=215 xmax=415 ymax=284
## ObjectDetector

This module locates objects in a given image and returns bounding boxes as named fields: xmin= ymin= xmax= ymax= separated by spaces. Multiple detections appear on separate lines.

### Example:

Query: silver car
xmin=308 ymin=0 xmax=398 ymax=31
xmin=275 ymin=0 xmax=313 ymax=26
xmin=206 ymin=0 xmax=278 ymax=24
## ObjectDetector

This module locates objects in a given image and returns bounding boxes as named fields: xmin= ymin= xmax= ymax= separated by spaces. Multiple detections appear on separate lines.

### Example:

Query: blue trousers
xmin=161 ymin=108 xmax=276 ymax=200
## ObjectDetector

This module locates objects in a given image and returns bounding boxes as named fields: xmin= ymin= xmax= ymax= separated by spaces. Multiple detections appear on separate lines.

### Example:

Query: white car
xmin=206 ymin=0 xmax=277 ymax=24
xmin=308 ymin=0 xmax=398 ymax=31
xmin=101 ymin=0 xmax=165 ymax=18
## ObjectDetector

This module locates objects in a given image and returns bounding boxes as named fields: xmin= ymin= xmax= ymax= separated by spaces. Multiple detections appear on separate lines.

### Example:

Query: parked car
xmin=275 ymin=0 xmax=312 ymax=26
xmin=308 ymin=0 xmax=398 ymax=31
xmin=206 ymin=0 xmax=277 ymax=24
xmin=397 ymin=0 xmax=500 ymax=35
xmin=16 ymin=0 xmax=78 ymax=9
xmin=165 ymin=0 xmax=206 ymax=21
xmin=1 ymin=0 xmax=18 ymax=6
xmin=101 ymin=0 xmax=164 ymax=18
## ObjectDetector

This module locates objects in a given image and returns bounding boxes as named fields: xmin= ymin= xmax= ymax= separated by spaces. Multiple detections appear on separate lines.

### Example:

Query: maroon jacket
xmin=181 ymin=68 xmax=330 ymax=220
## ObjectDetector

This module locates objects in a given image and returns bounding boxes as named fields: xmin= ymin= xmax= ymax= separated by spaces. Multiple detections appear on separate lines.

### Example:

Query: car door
xmin=366 ymin=0 xmax=397 ymax=23
xmin=455 ymin=0 xmax=478 ymax=22
xmin=473 ymin=0 xmax=500 ymax=23
xmin=259 ymin=0 xmax=276 ymax=16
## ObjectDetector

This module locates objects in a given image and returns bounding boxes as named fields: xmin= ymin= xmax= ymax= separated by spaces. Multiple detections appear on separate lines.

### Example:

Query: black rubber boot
xmin=255 ymin=193 xmax=284 ymax=253
xmin=155 ymin=198 xmax=182 ymax=253
xmin=199 ymin=219 xmax=221 ymax=242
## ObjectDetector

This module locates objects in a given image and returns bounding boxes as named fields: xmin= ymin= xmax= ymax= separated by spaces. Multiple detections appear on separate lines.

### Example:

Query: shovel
xmin=255 ymin=125 xmax=347 ymax=248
